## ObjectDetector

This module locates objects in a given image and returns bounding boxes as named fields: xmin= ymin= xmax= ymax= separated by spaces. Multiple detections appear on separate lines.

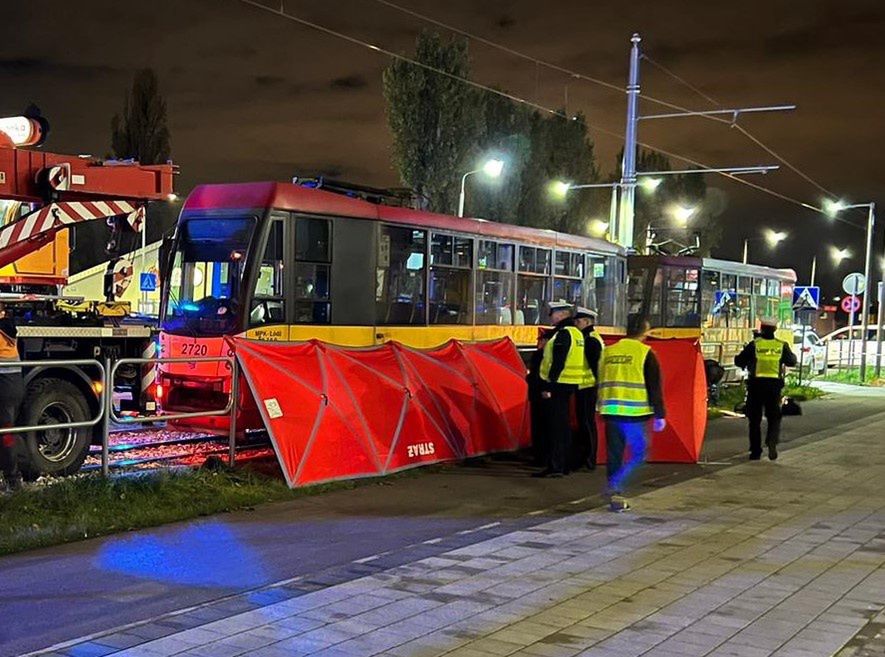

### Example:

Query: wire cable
xmin=371 ymin=0 xmax=734 ymax=126
xmin=642 ymin=53 xmax=836 ymax=198
xmin=239 ymin=0 xmax=853 ymax=225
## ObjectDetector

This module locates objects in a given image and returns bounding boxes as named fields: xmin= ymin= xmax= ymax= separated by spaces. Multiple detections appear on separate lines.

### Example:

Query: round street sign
xmin=842 ymin=272 xmax=866 ymax=296
xmin=841 ymin=295 xmax=861 ymax=313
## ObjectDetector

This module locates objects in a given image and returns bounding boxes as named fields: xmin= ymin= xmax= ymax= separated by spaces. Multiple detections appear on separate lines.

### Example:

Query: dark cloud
xmin=330 ymin=74 xmax=368 ymax=90
xmin=0 ymin=57 xmax=119 ymax=80
xmin=254 ymin=75 xmax=286 ymax=87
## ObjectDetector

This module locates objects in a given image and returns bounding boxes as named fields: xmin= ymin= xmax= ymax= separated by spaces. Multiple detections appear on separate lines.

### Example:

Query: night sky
xmin=2 ymin=0 xmax=883 ymax=303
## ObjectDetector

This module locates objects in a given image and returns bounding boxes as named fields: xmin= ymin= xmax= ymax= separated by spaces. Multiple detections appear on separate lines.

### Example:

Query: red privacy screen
xmin=230 ymin=337 xmax=531 ymax=488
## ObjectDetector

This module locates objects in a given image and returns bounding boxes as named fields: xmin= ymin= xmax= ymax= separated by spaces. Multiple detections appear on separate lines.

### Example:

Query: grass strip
xmin=0 ymin=466 xmax=419 ymax=557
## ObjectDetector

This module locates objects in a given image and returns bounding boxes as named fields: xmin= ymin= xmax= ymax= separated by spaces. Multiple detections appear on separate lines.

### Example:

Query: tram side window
xmin=553 ymin=251 xmax=584 ymax=307
xmin=701 ymin=269 xmax=722 ymax=327
xmin=663 ymin=267 xmax=700 ymax=327
xmin=293 ymin=218 xmax=331 ymax=324
xmin=476 ymin=241 xmax=514 ymax=325
xmin=250 ymin=220 xmax=285 ymax=327
xmin=376 ymin=226 xmax=426 ymax=325
xmin=517 ymin=246 xmax=551 ymax=325
xmin=587 ymin=255 xmax=621 ymax=326
xmin=735 ymin=276 xmax=753 ymax=328
xmin=627 ymin=266 xmax=654 ymax=325
xmin=430 ymin=234 xmax=472 ymax=325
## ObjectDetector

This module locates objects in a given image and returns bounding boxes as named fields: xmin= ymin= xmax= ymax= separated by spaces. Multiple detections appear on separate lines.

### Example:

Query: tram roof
xmin=629 ymin=254 xmax=796 ymax=282
xmin=183 ymin=182 xmax=624 ymax=256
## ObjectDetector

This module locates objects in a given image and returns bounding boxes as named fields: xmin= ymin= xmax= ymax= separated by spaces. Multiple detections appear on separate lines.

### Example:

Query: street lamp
xmin=822 ymin=199 xmax=877 ymax=379
xmin=550 ymin=180 xmax=571 ymax=200
xmin=639 ymin=177 xmax=662 ymax=193
xmin=588 ymin=219 xmax=610 ymax=237
xmin=830 ymin=246 xmax=851 ymax=266
xmin=458 ymin=158 xmax=504 ymax=217
xmin=742 ymin=229 xmax=788 ymax=265
xmin=668 ymin=204 xmax=697 ymax=227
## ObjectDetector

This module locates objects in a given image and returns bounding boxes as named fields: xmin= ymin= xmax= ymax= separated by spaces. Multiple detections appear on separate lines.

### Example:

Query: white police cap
xmin=574 ymin=306 xmax=598 ymax=319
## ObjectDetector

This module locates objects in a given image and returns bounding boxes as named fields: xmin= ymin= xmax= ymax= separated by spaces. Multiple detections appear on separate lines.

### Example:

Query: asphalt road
xmin=4 ymin=386 xmax=884 ymax=657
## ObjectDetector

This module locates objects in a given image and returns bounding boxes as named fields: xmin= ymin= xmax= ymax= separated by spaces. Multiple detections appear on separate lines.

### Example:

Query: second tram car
xmin=157 ymin=181 xmax=627 ymax=430
xmin=627 ymin=255 xmax=797 ymax=381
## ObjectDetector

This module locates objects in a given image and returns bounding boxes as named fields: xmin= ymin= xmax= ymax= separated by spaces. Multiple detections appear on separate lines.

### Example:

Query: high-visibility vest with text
xmin=753 ymin=338 xmax=784 ymax=379
xmin=579 ymin=330 xmax=605 ymax=389
xmin=540 ymin=326 xmax=585 ymax=385
xmin=597 ymin=338 xmax=653 ymax=417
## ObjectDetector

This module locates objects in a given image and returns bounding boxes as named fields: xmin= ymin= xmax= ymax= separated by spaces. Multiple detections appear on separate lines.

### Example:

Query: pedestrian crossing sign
xmin=712 ymin=290 xmax=736 ymax=314
xmin=792 ymin=286 xmax=820 ymax=310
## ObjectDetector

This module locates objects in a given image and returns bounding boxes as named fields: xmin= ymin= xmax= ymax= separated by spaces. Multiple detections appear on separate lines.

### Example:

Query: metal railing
xmin=104 ymin=356 xmax=239 ymax=476
xmin=1 ymin=359 xmax=106 ymax=434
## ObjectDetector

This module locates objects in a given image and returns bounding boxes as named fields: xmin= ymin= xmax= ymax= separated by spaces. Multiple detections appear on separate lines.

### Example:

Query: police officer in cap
xmin=572 ymin=306 xmax=603 ymax=470
xmin=735 ymin=317 xmax=797 ymax=460
xmin=535 ymin=301 xmax=583 ymax=478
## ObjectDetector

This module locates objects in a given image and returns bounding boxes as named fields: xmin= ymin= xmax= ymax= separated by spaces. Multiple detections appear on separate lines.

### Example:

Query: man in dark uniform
xmin=735 ymin=317 xmax=797 ymax=461
xmin=572 ymin=306 xmax=603 ymax=470
xmin=527 ymin=325 xmax=556 ymax=466
xmin=534 ymin=301 xmax=583 ymax=478
xmin=0 ymin=302 xmax=25 ymax=492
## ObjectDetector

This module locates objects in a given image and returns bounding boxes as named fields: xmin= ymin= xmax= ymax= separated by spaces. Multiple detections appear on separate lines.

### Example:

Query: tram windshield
xmin=161 ymin=216 xmax=257 ymax=336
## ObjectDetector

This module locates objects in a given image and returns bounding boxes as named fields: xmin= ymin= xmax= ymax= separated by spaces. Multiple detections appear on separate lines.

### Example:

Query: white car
xmin=793 ymin=328 xmax=826 ymax=374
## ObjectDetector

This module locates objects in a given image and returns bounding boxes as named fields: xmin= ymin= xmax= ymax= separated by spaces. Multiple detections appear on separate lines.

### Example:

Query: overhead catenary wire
xmin=239 ymin=0 xmax=835 ymax=219
xmin=374 ymin=0 xmax=851 ymax=219
xmin=642 ymin=53 xmax=837 ymax=199
xmin=371 ymin=0 xmax=732 ymax=126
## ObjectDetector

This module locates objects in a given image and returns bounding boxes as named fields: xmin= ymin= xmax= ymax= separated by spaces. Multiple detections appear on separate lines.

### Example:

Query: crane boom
xmin=0 ymin=117 xmax=175 ymax=284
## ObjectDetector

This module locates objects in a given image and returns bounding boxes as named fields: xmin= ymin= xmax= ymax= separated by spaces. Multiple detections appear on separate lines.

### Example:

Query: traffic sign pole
xmin=843 ymin=273 xmax=866 ymax=372
xmin=876 ymin=280 xmax=884 ymax=378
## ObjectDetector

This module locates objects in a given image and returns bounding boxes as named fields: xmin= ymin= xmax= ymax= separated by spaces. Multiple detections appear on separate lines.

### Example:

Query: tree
xmin=617 ymin=148 xmax=723 ymax=255
xmin=464 ymin=93 xmax=532 ymax=223
xmin=383 ymin=32 xmax=483 ymax=213
xmin=518 ymin=111 xmax=600 ymax=234
xmin=111 ymin=69 xmax=171 ymax=164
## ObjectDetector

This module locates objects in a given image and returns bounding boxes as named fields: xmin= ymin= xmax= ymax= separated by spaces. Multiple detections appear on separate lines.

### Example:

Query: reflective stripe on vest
xmin=579 ymin=330 xmax=605 ymax=389
xmin=540 ymin=326 xmax=585 ymax=385
xmin=597 ymin=338 xmax=652 ymax=417
xmin=754 ymin=338 xmax=783 ymax=378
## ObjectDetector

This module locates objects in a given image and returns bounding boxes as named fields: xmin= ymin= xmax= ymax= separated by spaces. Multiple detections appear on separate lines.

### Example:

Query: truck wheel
xmin=19 ymin=378 xmax=92 ymax=479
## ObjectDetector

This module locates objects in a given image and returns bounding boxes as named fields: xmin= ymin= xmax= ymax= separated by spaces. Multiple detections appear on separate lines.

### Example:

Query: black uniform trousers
xmin=573 ymin=386 xmax=598 ymax=469
xmin=0 ymin=371 xmax=25 ymax=482
xmin=746 ymin=378 xmax=783 ymax=456
xmin=545 ymin=384 xmax=576 ymax=474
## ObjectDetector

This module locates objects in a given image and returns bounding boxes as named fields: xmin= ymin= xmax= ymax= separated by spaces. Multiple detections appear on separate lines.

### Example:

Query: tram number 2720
xmin=180 ymin=343 xmax=209 ymax=357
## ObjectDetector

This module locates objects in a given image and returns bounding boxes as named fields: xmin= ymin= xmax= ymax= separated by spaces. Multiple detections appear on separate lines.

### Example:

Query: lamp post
xmin=823 ymin=200 xmax=876 ymax=380
xmin=742 ymin=229 xmax=787 ymax=265
xmin=458 ymin=158 xmax=504 ymax=218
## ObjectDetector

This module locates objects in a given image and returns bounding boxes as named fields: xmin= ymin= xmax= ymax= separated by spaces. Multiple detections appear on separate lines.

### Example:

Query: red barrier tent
xmin=230 ymin=337 xmax=530 ymax=488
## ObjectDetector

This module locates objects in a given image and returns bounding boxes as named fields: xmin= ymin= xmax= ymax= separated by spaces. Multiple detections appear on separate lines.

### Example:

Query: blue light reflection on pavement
xmin=96 ymin=521 xmax=268 ymax=589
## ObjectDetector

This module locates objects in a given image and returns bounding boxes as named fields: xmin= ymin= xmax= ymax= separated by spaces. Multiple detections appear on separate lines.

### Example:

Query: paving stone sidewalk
xmin=31 ymin=414 xmax=885 ymax=657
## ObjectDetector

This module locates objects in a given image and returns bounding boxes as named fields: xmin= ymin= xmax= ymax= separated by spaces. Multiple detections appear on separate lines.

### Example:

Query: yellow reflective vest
xmin=754 ymin=338 xmax=785 ymax=379
xmin=579 ymin=330 xmax=605 ymax=389
xmin=540 ymin=326 xmax=585 ymax=385
xmin=597 ymin=338 xmax=653 ymax=417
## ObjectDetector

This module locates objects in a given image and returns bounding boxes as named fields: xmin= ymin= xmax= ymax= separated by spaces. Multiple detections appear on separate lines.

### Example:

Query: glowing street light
xmin=743 ymin=228 xmax=788 ymax=264
xmin=458 ymin=158 xmax=505 ymax=217
xmin=764 ymin=229 xmax=788 ymax=246
xmin=639 ymin=177 xmax=662 ymax=193
xmin=830 ymin=246 xmax=851 ymax=265
xmin=588 ymin=219 xmax=610 ymax=237
xmin=668 ymin=204 xmax=697 ymax=227
xmin=549 ymin=180 xmax=571 ymax=200
xmin=823 ymin=198 xmax=849 ymax=217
